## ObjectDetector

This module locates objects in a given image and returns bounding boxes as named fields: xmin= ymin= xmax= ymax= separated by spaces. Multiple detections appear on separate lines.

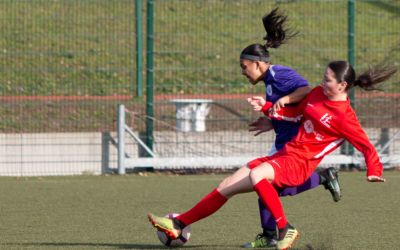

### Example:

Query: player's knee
xmin=249 ymin=168 xmax=261 ymax=185
xmin=216 ymin=178 xmax=237 ymax=199
xmin=217 ymin=176 xmax=231 ymax=193
xmin=249 ymin=163 xmax=274 ymax=185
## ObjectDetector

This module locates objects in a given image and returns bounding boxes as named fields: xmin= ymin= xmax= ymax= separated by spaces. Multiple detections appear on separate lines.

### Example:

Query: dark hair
xmin=328 ymin=61 xmax=397 ymax=91
xmin=262 ymin=7 xmax=298 ymax=49
xmin=240 ymin=8 xmax=297 ymax=61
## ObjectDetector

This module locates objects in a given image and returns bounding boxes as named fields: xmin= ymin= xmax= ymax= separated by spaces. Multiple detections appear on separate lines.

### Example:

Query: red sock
xmin=176 ymin=189 xmax=227 ymax=226
xmin=253 ymin=179 xmax=287 ymax=229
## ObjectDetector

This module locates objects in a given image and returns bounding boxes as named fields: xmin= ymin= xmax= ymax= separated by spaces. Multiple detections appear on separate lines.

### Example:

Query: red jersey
xmin=261 ymin=86 xmax=383 ymax=178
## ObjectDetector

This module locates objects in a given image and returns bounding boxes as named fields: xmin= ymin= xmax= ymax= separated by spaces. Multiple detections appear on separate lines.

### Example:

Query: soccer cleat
xmin=320 ymin=167 xmax=341 ymax=202
xmin=242 ymin=231 xmax=277 ymax=248
xmin=147 ymin=213 xmax=182 ymax=240
xmin=276 ymin=224 xmax=299 ymax=250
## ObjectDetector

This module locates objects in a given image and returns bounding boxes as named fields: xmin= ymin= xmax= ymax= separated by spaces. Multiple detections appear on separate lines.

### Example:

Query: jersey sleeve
xmin=340 ymin=109 xmax=383 ymax=177
xmin=261 ymin=88 xmax=313 ymax=122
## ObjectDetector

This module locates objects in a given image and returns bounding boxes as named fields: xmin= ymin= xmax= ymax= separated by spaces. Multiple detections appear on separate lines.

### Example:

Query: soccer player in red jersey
xmin=245 ymin=60 xmax=395 ymax=248
xmin=147 ymin=43 xmax=396 ymax=250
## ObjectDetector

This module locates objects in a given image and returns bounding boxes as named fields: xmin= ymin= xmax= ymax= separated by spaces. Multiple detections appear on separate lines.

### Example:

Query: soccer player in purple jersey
xmin=240 ymin=8 xmax=341 ymax=248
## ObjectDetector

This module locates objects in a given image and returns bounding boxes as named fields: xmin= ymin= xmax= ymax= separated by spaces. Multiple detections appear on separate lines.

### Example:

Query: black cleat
xmin=320 ymin=167 xmax=341 ymax=202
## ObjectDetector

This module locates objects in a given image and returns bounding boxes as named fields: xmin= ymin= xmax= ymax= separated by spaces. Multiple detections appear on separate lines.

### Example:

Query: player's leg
xmin=148 ymin=166 xmax=254 ymax=239
xmin=242 ymin=171 xmax=325 ymax=248
xmin=278 ymin=168 xmax=341 ymax=201
xmin=318 ymin=167 xmax=341 ymax=202
xmin=243 ymin=168 xmax=341 ymax=248
xmin=242 ymin=199 xmax=277 ymax=248
xmin=242 ymin=145 xmax=281 ymax=248
xmin=257 ymin=138 xmax=339 ymax=200
xmin=175 ymin=166 xmax=255 ymax=225
xmin=249 ymin=162 xmax=298 ymax=250
xmin=278 ymin=171 xmax=321 ymax=196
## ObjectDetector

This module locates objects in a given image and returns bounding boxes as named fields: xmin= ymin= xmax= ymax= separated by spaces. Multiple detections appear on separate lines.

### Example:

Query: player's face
xmin=240 ymin=59 xmax=263 ymax=85
xmin=320 ymin=67 xmax=347 ymax=99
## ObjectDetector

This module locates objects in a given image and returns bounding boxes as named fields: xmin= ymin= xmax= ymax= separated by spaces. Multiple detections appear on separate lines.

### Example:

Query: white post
xmin=192 ymin=102 xmax=210 ymax=132
xmin=117 ymin=104 xmax=126 ymax=175
xmin=175 ymin=102 xmax=192 ymax=132
xmin=170 ymin=99 xmax=213 ymax=132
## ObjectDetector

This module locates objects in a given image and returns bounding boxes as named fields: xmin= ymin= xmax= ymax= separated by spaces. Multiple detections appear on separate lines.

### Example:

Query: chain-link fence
xmin=1 ymin=0 xmax=399 ymax=175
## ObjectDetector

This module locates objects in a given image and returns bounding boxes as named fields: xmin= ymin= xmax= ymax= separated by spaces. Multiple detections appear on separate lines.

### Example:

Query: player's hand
xmin=367 ymin=175 xmax=386 ymax=182
xmin=247 ymin=96 xmax=266 ymax=112
xmin=248 ymin=117 xmax=273 ymax=136
xmin=272 ymin=97 xmax=289 ymax=113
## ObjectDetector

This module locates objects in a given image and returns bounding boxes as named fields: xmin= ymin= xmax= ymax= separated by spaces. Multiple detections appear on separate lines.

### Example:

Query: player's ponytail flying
xmin=262 ymin=7 xmax=298 ymax=49
xmin=240 ymin=8 xmax=297 ymax=62
xmin=328 ymin=61 xmax=397 ymax=91
xmin=354 ymin=64 xmax=397 ymax=91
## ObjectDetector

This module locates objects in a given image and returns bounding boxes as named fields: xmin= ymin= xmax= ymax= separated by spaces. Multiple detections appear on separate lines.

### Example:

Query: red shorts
xmin=247 ymin=152 xmax=322 ymax=188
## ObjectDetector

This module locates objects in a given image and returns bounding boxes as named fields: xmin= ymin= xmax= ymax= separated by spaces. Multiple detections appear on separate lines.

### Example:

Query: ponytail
xmin=354 ymin=64 xmax=397 ymax=91
xmin=240 ymin=8 xmax=298 ymax=62
xmin=262 ymin=8 xmax=298 ymax=49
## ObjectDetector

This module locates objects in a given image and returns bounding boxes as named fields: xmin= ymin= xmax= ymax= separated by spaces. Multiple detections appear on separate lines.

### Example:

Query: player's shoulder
xmin=312 ymin=86 xmax=323 ymax=94
xmin=271 ymin=65 xmax=297 ymax=74
xmin=306 ymin=86 xmax=326 ymax=102
xmin=344 ymin=104 xmax=357 ymax=118
xmin=270 ymin=65 xmax=304 ymax=80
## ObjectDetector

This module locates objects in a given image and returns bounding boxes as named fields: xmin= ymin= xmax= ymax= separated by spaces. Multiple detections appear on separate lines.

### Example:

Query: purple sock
xmin=258 ymin=199 xmax=276 ymax=230
xmin=259 ymin=172 xmax=321 ymax=230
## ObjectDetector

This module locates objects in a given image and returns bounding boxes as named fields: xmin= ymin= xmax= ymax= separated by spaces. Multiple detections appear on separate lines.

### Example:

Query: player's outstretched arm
xmin=340 ymin=110 xmax=385 ymax=180
xmin=261 ymin=101 xmax=303 ymax=123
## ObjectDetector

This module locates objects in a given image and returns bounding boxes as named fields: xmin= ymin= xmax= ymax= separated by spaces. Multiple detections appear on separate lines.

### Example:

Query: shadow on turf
xmin=2 ymin=242 xmax=219 ymax=249
xmin=4 ymin=242 xmax=335 ymax=250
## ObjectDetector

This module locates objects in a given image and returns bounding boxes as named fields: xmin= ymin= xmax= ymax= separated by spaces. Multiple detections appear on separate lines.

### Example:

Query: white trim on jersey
xmin=269 ymin=65 xmax=276 ymax=78
xmin=313 ymin=138 xmax=345 ymax=159
xmin=271 ymin=113 xmax=303 ymax=123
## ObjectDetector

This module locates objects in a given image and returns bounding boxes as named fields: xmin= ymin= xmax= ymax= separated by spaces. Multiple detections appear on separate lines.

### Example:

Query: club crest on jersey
xmin=304 ymin=120 xmax=314 ymax=133
xmin=320 ymin=113 xmax=332 ymax=128
xmin=266 ymin=85 xmax=273 ymax=96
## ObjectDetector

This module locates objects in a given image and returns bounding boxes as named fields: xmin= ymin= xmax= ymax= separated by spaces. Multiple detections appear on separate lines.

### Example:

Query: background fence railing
xmin=0 ymin=0 xmax=399 ymax=175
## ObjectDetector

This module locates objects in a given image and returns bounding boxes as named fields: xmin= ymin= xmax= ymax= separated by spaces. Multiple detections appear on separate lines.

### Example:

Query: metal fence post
xmin=101 ymin=132 xmax=111 ymax=174
xmin=348 ymin=0 xmax=355 ymax=155
xmin=340 ymin=0 xmax=356 ymax=167
xmin=135 ymin=0 xmax=143 ymax=97
xmin=145 ymin=0 xmax=154 ymax=155
xmin=117 ymin=104 xmax=126 ymax=175
xmin=348 ymin=0 xmax=355 ymax=107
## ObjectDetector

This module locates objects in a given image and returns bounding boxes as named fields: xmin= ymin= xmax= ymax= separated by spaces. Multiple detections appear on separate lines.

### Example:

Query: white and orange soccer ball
xmin=156 ymin=213 xmax=191 ymax=247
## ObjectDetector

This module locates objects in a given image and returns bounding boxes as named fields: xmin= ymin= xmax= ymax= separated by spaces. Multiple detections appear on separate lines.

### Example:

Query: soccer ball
xmin=156 ymin=213 xmax=191 ymax=247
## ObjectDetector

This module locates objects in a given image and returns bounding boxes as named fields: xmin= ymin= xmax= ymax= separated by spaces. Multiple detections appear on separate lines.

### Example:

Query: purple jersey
xmin=263 ymin=65 xmax=309 ymax=150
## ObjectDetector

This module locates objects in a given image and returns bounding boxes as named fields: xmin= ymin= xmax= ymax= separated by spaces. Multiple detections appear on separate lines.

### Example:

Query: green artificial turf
xmin=0 ymin=171 xmax=398 ymax=249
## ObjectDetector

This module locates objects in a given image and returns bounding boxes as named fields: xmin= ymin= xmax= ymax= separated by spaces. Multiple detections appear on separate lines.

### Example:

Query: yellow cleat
xmin=147 ymin=213 xmax=182 ymax=240
xmin=276 ymin=224 xmax=299 ymax=250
